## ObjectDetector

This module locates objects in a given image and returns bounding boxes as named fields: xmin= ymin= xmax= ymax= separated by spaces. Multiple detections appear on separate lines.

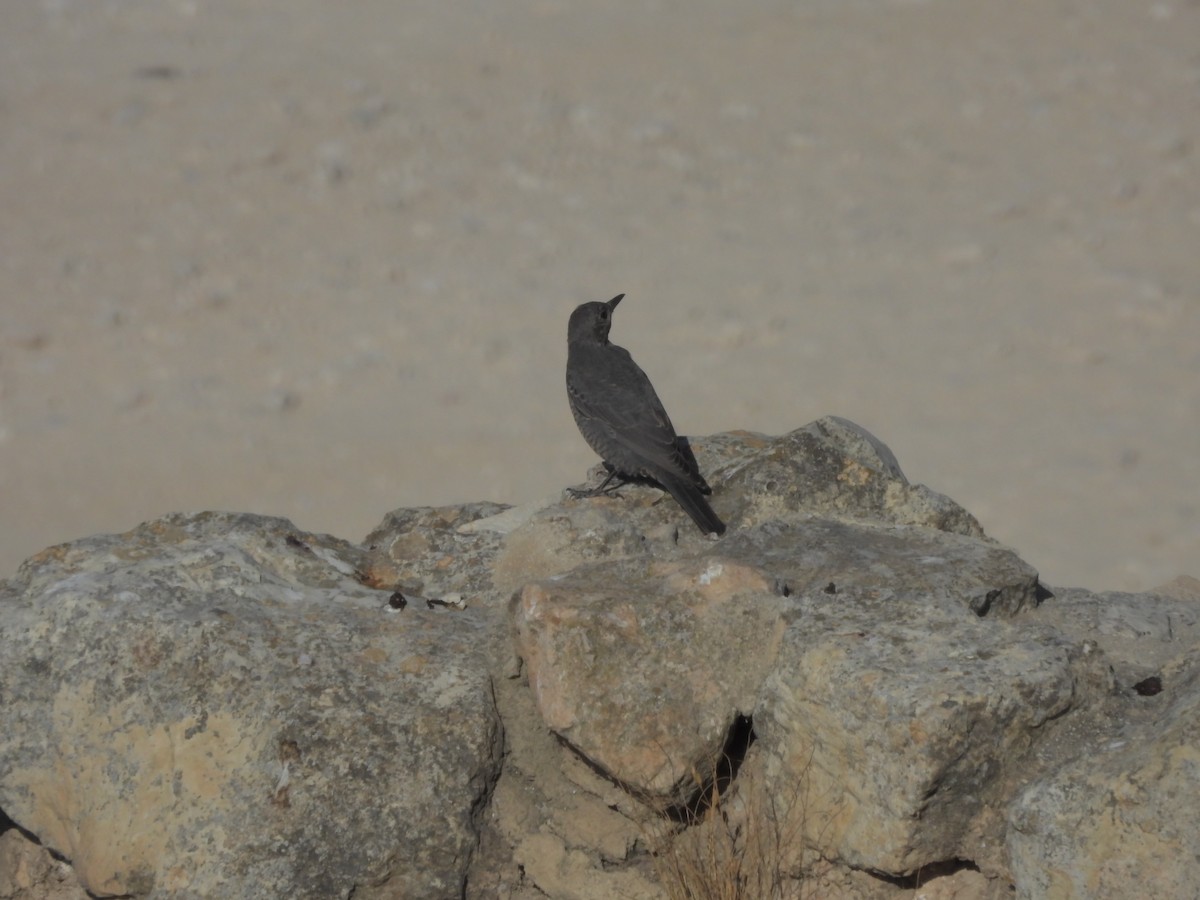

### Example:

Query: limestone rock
xmin=0 ymin=512 xmax=502 ymax=898
xmin=499 ymin=425 xmax=1200 ymax=895
xmin=495 ymin=418 xmax=986 ymax=596
xmin=466 ymin=648 xmax=660 ymax=899
xmin=509 ymin=418 xmax=1077 ymax=881
xmin=512 ymin=510 xmax=1071 ymax=874
xmin=2 ymin=422 xmax=1197 ymax=900
xmin=360 ymin=501 xmax=512 ymax=602
xmin=712 ymin=417 xmax=986 ymax=537
xmin=1007 ymin=656 xmax=1200 ymax=899
xmin=492 ymin=501 xmax=654 ymax=599
xmin=1023 ymin=586 xmax=1200 ymax=690
xmin=0 ymin=820 xmax=86 ymax=900
xmin=754 ymin=588 xmax=1083 ymax=875
xmin=1005 ymin=586 xmax=1200 ymax=899
xmin=514 ymin=556 xmax=788 ymax=802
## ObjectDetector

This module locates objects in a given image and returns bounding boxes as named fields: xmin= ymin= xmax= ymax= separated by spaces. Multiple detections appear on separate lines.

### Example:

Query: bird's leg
xmin=566 ymin=467 xmax=627 ymax=499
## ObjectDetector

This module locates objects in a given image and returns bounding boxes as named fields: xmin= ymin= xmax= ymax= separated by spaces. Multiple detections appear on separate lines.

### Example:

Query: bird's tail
xmin=660 ymin=473 xmax=726 ymax=536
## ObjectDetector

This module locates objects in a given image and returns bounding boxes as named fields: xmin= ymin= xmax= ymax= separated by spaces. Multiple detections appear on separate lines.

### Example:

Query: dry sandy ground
xmin=2 ymin=0 xmax=1197 ymax=591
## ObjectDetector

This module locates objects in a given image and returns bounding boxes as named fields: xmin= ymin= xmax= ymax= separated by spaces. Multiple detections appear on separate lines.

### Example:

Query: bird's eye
xmin=599 ymin=308 xmax=608 ymax=319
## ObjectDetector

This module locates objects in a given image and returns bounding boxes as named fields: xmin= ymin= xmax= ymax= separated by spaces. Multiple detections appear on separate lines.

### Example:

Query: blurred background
xmin=1 ymin=0 xmax=1197 ymax=590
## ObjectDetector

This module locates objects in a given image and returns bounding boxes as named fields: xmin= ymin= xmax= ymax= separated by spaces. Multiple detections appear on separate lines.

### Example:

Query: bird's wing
xmin=568 ymin=345 xmax=697 ymax=480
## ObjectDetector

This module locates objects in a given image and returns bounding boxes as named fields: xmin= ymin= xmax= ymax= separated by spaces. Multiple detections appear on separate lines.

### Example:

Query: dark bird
xmin=566 ymin=293 xmax=725 ymax=536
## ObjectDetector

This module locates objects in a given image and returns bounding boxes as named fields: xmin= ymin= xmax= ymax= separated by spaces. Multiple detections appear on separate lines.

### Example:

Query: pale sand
xmin=2 ymin=0 xmax=1196 ymax=590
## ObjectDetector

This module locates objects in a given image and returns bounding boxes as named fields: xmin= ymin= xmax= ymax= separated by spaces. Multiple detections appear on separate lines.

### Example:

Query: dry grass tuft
xmin=647 ymin=753 xmax=816 ymax=900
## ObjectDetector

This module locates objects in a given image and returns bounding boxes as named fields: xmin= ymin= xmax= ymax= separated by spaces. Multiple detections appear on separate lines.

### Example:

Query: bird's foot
xmin=566 ymin=484 xmax=624 ymax=500
xmin=566 ymin=469 xmax=628 ymax=500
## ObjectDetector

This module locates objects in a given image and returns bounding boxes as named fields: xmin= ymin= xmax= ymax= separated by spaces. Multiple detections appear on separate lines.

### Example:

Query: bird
xmin=566 ymin=293 xmax=725 ymax=536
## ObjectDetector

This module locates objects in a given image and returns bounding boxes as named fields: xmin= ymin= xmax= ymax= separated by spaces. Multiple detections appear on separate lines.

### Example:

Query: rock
xmin=503 ymin=420 xmax=1195 ymax=891
xmin=754 ymin=585 xmax=1086 ymax=876
xmin=1005 ymin=585 xmax=1200 ymax=899
xmin=491 ymin=500 xmax=653 ymax=598
xmin=360 ymin=501 xmax=512 ymax=602
xmin=0 ymin=819 xmax=86 ymax=900
xmin=909 ymin=867 xmax=997 ymax=900
xmin=0 ymin=512 xmax=502 ymax=899
xmin=494 ymin=416 xmax=986 ymax=595
xmin=712 ymin=417 xmax=986 ymax=537
xmin=1153 ymin=574 xmax=1200 ymax=602
xmin=509 ymin=831 xmax=657 ymax=900
xmin=2 ymin=421 xmax=1198 ymax=900
xmin=512 ymin=509 xmax=1073 ymax=874
xmin=466 ymin=652 xmax=660 ymax=900
xmin=514 ymin=556 xmax=789 ymax=802
xmin=1007 ymin=657 xmax=1200 ymax=899
xmin=1023 ymin=585 xmax=1200 ymax=691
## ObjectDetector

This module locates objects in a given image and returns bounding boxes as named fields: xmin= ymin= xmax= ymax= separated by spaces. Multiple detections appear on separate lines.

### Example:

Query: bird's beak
xmin=607 ymin=293 xmax=625 ymax=310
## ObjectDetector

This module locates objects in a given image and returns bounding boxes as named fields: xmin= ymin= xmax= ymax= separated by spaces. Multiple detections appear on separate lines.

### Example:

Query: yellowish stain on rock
xmin=7 ymin=680 xmax=263 ymax=896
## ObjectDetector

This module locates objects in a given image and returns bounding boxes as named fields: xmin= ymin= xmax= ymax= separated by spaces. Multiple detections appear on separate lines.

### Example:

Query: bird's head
xmin=568 ymin=293 xmax=624 ymax=344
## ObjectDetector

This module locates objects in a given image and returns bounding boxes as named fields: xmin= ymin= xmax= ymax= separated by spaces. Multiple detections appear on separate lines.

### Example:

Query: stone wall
xmin=2 ymin=420 xmax=1197 ymax=899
